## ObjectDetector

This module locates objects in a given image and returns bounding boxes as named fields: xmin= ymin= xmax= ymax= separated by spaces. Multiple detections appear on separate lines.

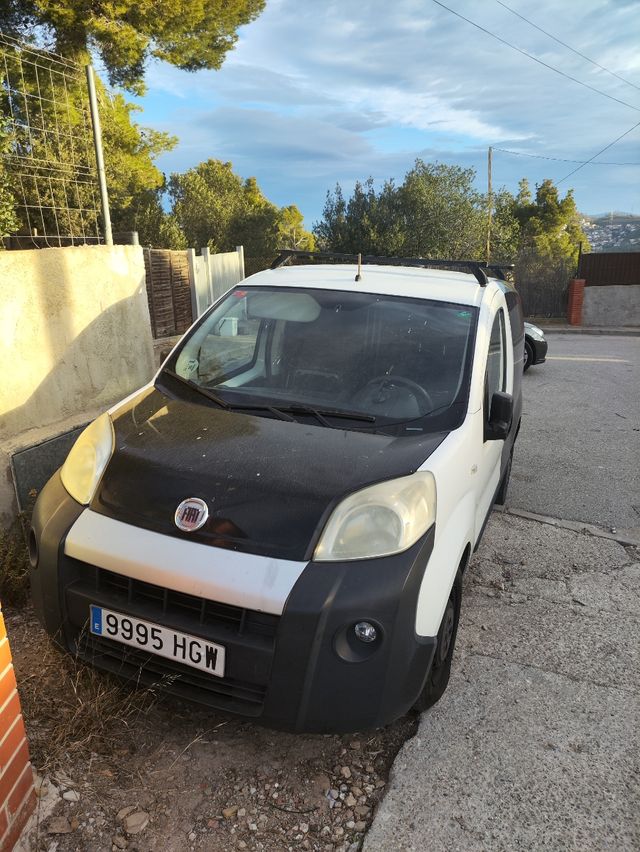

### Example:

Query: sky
xmin=135 ymin=0 xmax=640 ymax=228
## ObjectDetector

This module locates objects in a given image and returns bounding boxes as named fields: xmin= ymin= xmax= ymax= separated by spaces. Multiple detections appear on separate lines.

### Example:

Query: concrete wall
xmin=1 ymin=245 xmax=155 ymax=523
xmin=582 ymin=284 xmax=640 ymax=327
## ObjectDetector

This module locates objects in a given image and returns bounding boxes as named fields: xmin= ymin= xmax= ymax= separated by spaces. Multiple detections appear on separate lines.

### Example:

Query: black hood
xmin=92 ymin=387 xmax=448 ymax=560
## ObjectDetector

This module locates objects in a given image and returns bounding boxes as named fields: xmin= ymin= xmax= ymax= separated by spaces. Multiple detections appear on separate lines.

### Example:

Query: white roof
xmin=243 ymin=263 xmax=497 ymax=307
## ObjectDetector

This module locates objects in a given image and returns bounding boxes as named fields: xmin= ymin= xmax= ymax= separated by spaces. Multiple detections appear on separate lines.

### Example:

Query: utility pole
xmin=486 ymin=146 xmax=492 ymax=266
xmin=86 ymin=64 xmax=113 ymax=246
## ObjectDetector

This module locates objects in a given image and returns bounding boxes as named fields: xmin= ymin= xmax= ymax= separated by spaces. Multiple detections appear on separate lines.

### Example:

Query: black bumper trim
xmin=262 ymin=527 xmax=437 ymax=732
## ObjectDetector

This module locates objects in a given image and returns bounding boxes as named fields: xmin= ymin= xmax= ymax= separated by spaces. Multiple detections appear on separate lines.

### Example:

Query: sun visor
xmin=247 ymin=291 xmax=321 ymax=322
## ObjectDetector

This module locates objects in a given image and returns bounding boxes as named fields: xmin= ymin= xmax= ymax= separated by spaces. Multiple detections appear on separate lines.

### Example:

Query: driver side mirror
xmin=485 ymin=391 xmax=513 ymax=441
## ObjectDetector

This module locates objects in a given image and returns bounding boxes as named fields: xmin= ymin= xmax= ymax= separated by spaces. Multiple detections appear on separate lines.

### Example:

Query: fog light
xmin=354 ymin=622 xmax=377 ymax=643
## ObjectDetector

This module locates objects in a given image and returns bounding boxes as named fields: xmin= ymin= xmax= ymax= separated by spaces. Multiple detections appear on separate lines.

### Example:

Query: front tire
xmin=524 ymin=339 xmax=534 ymax=372
xmin=495 ymin=450 xmax=513 ymax=506
xmin=412 ymin=569 xmax=462 ymax=712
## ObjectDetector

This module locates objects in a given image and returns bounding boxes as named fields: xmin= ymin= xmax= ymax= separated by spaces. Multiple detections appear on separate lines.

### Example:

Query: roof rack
xmin=270 ymin=250 xmax=514 ymax=287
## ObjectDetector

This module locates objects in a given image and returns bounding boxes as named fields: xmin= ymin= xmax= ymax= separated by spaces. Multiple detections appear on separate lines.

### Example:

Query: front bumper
xmin=31 ymin=472 xmax=436 ymax=733
xmin=532 ymin=337 xmax=548 ymax=364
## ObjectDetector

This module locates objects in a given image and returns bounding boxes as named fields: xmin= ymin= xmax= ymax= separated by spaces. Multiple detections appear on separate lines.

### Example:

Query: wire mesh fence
xmin=0 ymin=32 xmax=103 ymax=247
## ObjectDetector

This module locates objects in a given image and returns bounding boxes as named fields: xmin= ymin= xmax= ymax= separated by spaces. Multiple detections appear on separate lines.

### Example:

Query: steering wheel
xmin=353 ymin=375 xmax=434 ymax=412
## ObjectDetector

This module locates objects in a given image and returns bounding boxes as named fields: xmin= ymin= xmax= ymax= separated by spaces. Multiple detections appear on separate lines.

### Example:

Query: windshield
xmin=161 ymin=286 xmax=478 ymax=435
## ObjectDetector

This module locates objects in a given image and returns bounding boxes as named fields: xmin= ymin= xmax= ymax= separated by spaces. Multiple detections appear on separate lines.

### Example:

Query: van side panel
xmin=414 ymin=283 xmax=522 ymax=638
xmin=414 ymin=415 xmax=477 ymax=636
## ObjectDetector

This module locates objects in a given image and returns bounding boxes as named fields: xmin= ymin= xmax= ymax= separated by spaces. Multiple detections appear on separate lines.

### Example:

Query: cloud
xmin=140 ymin=0 xmax=640 ymax=219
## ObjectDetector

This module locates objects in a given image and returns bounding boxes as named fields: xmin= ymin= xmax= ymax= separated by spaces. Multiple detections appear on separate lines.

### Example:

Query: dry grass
xmin=0 ymin=511 xmax=31 ymax=606
xmin=11 ymin=611 xmax=162 ymax=773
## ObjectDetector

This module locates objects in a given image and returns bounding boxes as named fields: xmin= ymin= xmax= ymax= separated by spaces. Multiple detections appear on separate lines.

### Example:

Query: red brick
xmin=7 ymin=764 xmax=33 ymax=817
xmin=0 ymin=741 xmax=29 ymax=809
xmin=0 ymin=806 xmax=7 ymax=842
xmin=0 ymin=716 xmax=25 ymax=769
xmin=0 ymin=792 xmax=35 ymax=852
xmin=0 ymin=641 xmax=11 ymax=678
xmin=0 ymin=694 xmax=20 ymax=743
xmin=567 ymin=278 xmax=586 ymax=325
xmin=0 ymin=666 xmax=16 ymax=707
xmin=0 ymin=668 xmax=17 ymax=710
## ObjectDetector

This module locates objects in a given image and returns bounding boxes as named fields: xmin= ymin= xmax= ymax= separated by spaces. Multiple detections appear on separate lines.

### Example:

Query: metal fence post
xmin=236 ymin=245 xmax=245 ymax=280
xmin=201 ymin=246 xmax=212 ymax=305
xmin=85 ymin=64 xmax=113 ymax=246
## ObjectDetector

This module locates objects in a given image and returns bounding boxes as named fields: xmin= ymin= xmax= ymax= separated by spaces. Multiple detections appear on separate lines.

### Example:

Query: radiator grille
xmin=94 ymin=567 xmax=279 ymax=638
xmin=80 ymin=633 xmax=266 ymax=715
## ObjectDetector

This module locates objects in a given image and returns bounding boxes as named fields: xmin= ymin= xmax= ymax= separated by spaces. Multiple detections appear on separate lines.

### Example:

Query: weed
xmin=11 ymin=611 xmax=163 ymax=773
xmin=0 ymin=511 xmax=31 ymax=606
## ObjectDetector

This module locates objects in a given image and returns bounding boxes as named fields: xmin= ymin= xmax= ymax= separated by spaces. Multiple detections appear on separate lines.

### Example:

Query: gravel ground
xmin=7 ymin=606 xmax=416 ymax=852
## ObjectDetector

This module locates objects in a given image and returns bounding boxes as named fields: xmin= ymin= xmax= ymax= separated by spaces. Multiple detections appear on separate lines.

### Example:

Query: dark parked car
xmin=524 ymin=322 xmax=547 ymax=371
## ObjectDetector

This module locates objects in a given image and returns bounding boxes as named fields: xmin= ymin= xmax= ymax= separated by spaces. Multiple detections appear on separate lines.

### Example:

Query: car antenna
xmin=355 ymin=252 xmax=362 ymax=282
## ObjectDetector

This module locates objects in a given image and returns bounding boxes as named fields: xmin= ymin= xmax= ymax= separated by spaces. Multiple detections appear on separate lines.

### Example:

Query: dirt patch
xmin=6 ymin=606 xmax=417 ymax=852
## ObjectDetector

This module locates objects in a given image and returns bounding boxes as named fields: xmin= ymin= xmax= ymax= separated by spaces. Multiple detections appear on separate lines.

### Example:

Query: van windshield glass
xmin=162 ymin=287 xmax=478 ymax=434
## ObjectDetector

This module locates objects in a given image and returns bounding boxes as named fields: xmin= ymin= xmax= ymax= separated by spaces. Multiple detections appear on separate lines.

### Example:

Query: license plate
xmin=89 ymin=605 xmax=225 ymax=677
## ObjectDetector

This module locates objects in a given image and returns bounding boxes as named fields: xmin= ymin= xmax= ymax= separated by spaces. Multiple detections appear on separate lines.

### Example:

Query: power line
xmin=494 ymin=0 xmax=640 ymax=93
xmin=430 ymin=0 xmax=640 ymax=113
xmin=494 ymin=147 xmax=640 ymax=166
xmin=557 ymin=119 xmax=640 ymax=183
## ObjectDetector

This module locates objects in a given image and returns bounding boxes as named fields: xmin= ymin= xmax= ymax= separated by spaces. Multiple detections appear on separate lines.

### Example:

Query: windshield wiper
xmin=218 ymin=401 xmax=375 ymax=427
xmin=221 ymin=403 xmax=297 ymax=422
xmin=162 ymin=372 xmax=376 ymax=426
xmin=281 ymin=404 xmax=375 ymax=425
xmin=163 ymin=369 xmax=230 ymax=410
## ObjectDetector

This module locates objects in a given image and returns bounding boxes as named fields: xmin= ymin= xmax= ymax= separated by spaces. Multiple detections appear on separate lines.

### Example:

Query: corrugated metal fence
xmin=578 ymin=252 xmax=640 ymax=286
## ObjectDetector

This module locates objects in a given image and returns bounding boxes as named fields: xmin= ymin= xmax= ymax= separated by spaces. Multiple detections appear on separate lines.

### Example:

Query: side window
xmin=485 ymin=309 xmax=506 ymax=410
xmin=197 ymin=299 xmax=262 ymax=382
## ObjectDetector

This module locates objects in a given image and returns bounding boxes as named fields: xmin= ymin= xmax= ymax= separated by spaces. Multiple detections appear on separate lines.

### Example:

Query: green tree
xmin=514 ymin=178 xmax=588 ymax=264
xmin=0 ymin=119 xmax=19 ymax=240
xmin=124 ymin=189 xmax=187 ymax=249
xmin=169 ymin=159 xmax=313 ymax=261
xmin=2 ymin=0 xmax=266 ymax=93
xmin=512 ymin=179 xmax=590 ymax=315
xmin=314 ymin=160 xmax=487 ymax=259
xmin=490 ymin=188 xmax=520 ymax=263
xmin=1 ymin=62 xmax=176 ymax=243
xmin=100 ymin=87 xmax=178 ymax=237
xmin=276 ymin=205 xmax=315 ymax=251
xmin=314 ymin=184 xmax=349 ymax=251
xmin=398 ymin=160 xmax=485 ymax=258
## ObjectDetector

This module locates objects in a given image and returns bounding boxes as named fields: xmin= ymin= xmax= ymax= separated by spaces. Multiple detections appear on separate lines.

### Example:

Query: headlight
xmin=526 ymin=324 xmax=545 ymax=339
xmin=313 ymin=472 xmax=436 ymax=562
xmin=60 ymin=414 xmax=114 ymax=505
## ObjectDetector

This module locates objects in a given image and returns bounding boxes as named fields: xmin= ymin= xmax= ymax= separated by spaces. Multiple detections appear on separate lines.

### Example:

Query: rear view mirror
xmin=485 ymin=391 xmax=513 ymax=441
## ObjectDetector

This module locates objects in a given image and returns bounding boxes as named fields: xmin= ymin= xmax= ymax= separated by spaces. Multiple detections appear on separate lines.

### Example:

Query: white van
xmin=30 ymin=253 xmax=523 ymax=732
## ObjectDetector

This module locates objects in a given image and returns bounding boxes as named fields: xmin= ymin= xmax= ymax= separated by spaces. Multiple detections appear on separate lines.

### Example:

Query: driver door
xmin=475 ymin=300 xmax=512 ymax=533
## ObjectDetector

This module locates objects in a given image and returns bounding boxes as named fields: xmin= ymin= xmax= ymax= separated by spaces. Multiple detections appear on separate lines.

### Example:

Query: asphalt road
xmin=510 ymin=332 xmax=640 ymax=537
xmin=366 ymin=332 xmax=640 ymax=851
xmin=366 ymin=511 xmax=640 ymax=852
